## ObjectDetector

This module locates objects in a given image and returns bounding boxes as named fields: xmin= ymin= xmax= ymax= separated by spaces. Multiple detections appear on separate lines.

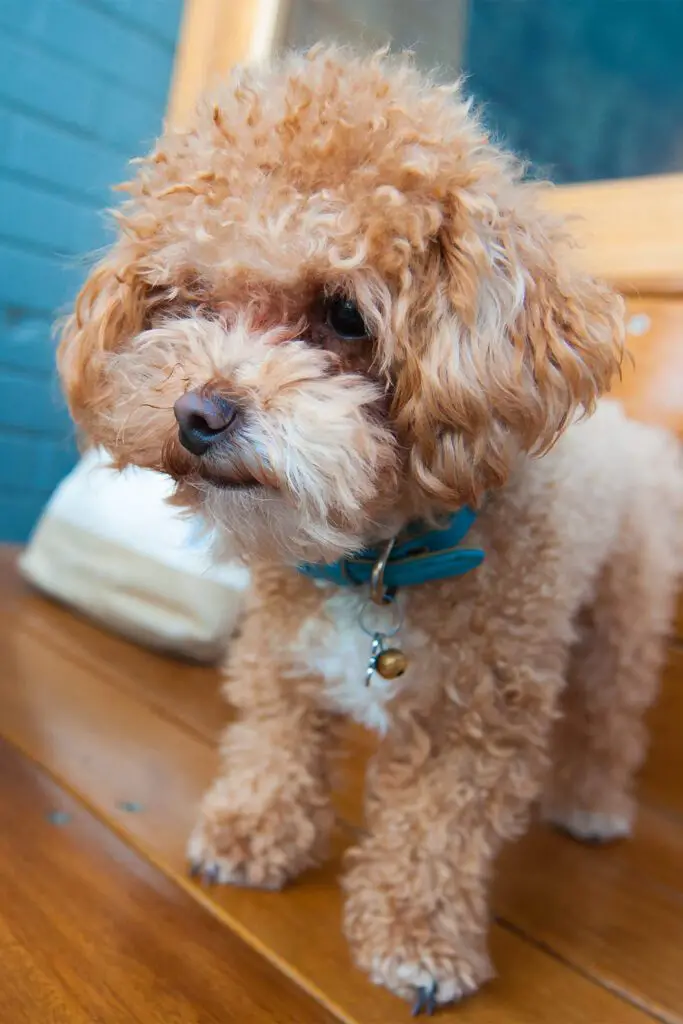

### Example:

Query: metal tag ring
xmin=359 ymin=599 xmax=403 ymax=639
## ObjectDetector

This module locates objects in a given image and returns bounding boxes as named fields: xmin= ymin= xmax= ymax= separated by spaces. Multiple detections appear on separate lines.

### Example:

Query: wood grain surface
xmin=0 ymin=735 xmax=338 ymax=1024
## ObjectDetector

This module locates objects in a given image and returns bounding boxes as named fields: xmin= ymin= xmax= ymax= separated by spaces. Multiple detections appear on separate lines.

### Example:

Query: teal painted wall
xmin=0 ymin=0 xmax=183 ymax=540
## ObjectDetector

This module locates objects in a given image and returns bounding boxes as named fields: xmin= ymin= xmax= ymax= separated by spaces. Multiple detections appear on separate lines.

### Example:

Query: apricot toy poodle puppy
xmin=58 ymin=48 xmax=683 ymax=1013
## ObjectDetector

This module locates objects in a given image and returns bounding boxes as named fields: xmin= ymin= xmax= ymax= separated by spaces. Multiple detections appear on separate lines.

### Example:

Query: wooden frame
xmin=167 ymin=0 xmax=683 ymax=298
xmin=167 ymin=0 xmax=289 ymax=128
xmin=542 ymin=174 xmax=683 ymax=297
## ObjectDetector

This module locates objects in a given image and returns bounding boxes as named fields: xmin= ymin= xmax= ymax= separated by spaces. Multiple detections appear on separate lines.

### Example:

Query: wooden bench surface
xmin=0 ymin=548 xmax=680 ymax=1024
xmin=0 ymin=736 xmax=338 ymax=1024
xmin=616 ymin=298 xmax=683 ymax=439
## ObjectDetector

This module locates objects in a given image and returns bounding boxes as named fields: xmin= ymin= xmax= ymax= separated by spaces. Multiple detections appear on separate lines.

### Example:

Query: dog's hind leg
xmin=543 ymin=505 xmax=680 ymax=843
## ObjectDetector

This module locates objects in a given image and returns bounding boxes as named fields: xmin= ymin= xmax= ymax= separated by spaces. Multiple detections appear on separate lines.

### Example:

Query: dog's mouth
xmin=197 ymin=468 xmax=266 ymax=491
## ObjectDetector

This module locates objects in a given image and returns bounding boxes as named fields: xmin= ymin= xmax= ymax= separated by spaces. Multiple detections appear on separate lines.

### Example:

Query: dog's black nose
xmin=174 ymin=390 xmax=238 ymax=456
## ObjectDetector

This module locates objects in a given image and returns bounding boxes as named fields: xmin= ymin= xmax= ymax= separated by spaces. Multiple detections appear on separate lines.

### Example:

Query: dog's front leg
xmin=188 ymin=615 xmax=336 ymax=890
xmin=342 ymin=654 xmax=562 ymax=1010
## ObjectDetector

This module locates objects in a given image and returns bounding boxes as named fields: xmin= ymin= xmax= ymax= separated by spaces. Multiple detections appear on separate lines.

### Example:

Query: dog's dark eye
xmin=325 ymin=297 xmax=368 ymax=340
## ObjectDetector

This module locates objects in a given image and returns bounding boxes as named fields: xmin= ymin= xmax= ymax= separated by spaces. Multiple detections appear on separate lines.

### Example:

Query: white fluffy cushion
xmin=20 ymin=449 xmax=249 ymax=662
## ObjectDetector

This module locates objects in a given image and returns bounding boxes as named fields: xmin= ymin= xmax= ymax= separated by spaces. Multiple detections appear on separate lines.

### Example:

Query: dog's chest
xmin=292 ymin=587 xmax=433 ymax=733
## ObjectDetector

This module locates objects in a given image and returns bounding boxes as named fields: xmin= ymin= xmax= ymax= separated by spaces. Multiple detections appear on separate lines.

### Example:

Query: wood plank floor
xmin=0 ymin=738 xmax=337 ymax=1024
xmin=0 ymin=548 xmax=681 ymax=1023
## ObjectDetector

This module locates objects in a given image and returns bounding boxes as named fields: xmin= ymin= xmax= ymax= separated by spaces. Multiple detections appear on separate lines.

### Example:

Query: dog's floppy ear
xmin=58 ymin=247 xmax=149 ymax=443
xmin=402 ymin=186 xmax=625 ymax=508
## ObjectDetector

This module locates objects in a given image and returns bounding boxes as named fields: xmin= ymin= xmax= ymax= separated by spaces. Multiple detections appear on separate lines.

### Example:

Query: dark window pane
xmin=283 ymin=0 xmax=466 ymax=78
xmin=464 ymin=0 xmax=683 ymax=183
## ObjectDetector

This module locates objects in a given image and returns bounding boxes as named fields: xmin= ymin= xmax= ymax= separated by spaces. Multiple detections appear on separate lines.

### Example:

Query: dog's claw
xmin=411 ymin=990 xmax=425 ymax=1018
xmin=412 ymin=982 xmax=438 ymax=1017
xmin=188 ymin=859 xmax=202 ymax=878
xmin=203 ymin=864 xmax=221 ymax=884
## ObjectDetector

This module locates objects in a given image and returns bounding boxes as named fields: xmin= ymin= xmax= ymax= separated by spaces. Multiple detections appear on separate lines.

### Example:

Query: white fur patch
xmin=293 ymin=587 xmax=415 ymax=734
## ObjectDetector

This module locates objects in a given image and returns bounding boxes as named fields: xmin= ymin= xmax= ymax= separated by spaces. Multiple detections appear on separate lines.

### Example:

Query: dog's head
xmin=59 ymin=48 xmax=623 ymax=563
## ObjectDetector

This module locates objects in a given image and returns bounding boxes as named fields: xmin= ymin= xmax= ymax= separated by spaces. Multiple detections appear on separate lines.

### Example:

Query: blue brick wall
xmin=0 ymin=0 xmax=183 ymax=541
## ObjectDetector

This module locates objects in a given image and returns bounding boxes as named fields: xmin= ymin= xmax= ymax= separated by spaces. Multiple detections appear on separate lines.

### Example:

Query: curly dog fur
xmin=58 ymin=48 xmax=683 ymax=1009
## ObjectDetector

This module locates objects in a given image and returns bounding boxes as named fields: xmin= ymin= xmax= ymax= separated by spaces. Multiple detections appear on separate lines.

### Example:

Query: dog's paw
xmin=344 ymin=847 xmax=493 ymax=1011
xmin=187 ymin=779 xmax=334 ymax=890
xmin=369 ymin=953 xmax=493 ymax=1012
xmin=545 ymin=807 xmax=633 ymax=845
xmin=187 ymin=824 xmax=288 ymax=890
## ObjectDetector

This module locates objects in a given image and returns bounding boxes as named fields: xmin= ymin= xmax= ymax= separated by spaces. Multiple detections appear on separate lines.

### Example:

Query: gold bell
xmin=375 ymin=648 xmax=408 ymax=679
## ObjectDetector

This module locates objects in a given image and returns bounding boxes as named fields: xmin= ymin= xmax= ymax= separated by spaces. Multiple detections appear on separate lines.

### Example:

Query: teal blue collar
xmin=298 ymin=507 xmax=484 ymax=592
